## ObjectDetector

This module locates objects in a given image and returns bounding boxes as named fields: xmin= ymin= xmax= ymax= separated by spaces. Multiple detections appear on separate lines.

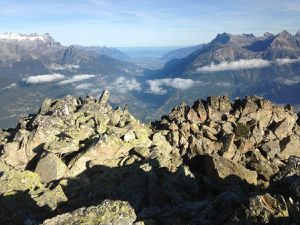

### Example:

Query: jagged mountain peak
xmin=275 ymin=30 xmax=293 ymax=39
xmin=211 ymin=32 xmax=232 ymax=44
xmin=241 ymin=33 xmax=256 ymax=38
xmin=263 ymin=32 xmax=274 ymax=38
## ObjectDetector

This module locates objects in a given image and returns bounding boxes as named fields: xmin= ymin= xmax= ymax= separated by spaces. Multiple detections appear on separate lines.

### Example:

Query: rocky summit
xmin=1 ymin=91 xmax=300 ymax=225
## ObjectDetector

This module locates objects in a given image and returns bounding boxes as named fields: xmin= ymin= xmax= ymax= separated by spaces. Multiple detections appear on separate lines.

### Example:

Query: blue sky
xmin=0 ymin=0 xmax=299 ymax=47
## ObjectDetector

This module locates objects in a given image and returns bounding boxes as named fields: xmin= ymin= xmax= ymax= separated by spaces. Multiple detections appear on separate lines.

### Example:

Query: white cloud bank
xmin=197 ymin=59 xmax=271 ymax=72
xmin=75 ymin=83 xmax=94 ymax=90
xmin=275 ymin=58 xmax=300 ymax=65
xmin=197 ymin=58 xmax=300 ymax=72
xmin=2 ymin=83 xmax=17 ymax=90
xmin=276 ymin=77 xmax=300 ymax=86
xmin=23 ymin=74 xmax=65 ymax=84
xmin=111 ymin=77 xmax=141 ymax=93
xmin=48 ymin=64 xmax=80 ymax=71
xmin=147 ymin=78 xmax=198 ymax=95
xmin=57 ymin=75 xmax=95 ymax=85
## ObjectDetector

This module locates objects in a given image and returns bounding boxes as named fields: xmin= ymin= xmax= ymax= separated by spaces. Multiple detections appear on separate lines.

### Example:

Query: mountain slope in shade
xmin=162 ymin=44 xmax=205 ymax=61
xmin=75 ymin=45 xmax=130 ymax=61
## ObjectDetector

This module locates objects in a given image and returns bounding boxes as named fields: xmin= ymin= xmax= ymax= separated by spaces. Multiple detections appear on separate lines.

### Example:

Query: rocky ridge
xmin=1 ymin=90 xmax=300 ymax=224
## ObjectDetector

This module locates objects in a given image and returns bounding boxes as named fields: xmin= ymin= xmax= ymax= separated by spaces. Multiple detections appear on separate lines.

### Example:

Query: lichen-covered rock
xmin=247 ymin=194 xmax=289 ymax=223
xmin=42 ymin=200 xmax=136 ymax=225
xmin=35 ymin=153 xmax=68 ymax=183
xmin=0 ymin=169 xmax=43 ymax=194
xmin=35 ymin=185 xmax=68 ymax=210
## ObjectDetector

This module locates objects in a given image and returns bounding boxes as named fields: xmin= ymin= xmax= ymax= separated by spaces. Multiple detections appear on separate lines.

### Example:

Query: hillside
xmin=1 ymin=90 xmax=300 ymax=224
xmin=162 ymin=44 xmax=205 ymax=61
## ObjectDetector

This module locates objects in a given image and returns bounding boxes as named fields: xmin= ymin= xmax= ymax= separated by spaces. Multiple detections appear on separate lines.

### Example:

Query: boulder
xmin=99 ymin=89 xmax=110 ymax=105
xmin=35 ymin=153 xmax=68 ymax=183
xmin=241 ymin=96 xmax=259 ymax=116
xmin=260 ymin=139 xmax=281 ymax=158
xmin=124 ymin=130 xmax=136 ymax=141
xmin=66 ymin=135 xmax=133 ymax=177
xmin=278 ymin=135 xmax=300 ymax=159
xmin=247 ymin=194 xmax=289 ymax=223
xmin=204 ymin=155 xmax=258 ymax=185
xmin=0 ymin=169 xmax=43 ymax=194
xmin=272 ymin=118 xmax=296 ymax=140
xmin=1 ymin=141 xmax=27 ymax=169
xmin=44 ymin=139 xmax=80 ymax=154
xmin=35 ymin=185 xmax=68 ymax=210
xmin=219 ymin=96 xmax=232 ymax=113
xmin=42 ymin=200 xmax=137 ymax=225
xmin=187 ymin=108 xmax=201 ymax=124
xmin=193 ymin=192 xmax=241 ymax=225
xmin=192 ymin=99 xmax=207 ymax=122
xmin=168 ymin=102 xmax=188 ymax=122
xmin=221 ymin=133 xmax=237 ymax=160
xmin=208 ymin=96 xmax=220 ymax=110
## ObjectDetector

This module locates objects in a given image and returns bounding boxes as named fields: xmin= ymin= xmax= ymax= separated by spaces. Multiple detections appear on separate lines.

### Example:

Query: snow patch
xmin=0 ymin=32 xmax=51 ymax=42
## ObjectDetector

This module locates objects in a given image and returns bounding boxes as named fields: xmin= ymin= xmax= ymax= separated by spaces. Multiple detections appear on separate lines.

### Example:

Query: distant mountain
xmin=76 ymin=45 xmax=130 ymax=61
xmin=162 ymin=44 xmax=205 ymax=61
xmin=157 ymin=31 xmax=300 ymax=76
xmin=0 ymin=32 xmax=141 ymax=78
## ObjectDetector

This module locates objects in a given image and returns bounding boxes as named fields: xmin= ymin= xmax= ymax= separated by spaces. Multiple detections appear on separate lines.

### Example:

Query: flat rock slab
xmin=204 ymin=155 xmax=258 ymax=185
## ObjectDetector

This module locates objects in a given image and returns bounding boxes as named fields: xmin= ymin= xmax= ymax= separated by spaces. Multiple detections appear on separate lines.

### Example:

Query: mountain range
xmin=0 ymin=32 xmax=141 ymax=78
xmin=156 ymin=30 xmax=300 ymax=77
xmin=0 ymin=30 xmax=300 ymax=128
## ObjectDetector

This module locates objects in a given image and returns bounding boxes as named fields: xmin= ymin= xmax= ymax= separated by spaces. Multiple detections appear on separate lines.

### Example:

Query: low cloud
xmin=147 ymin=80 xmax=168 ymax=95
xmin=75 ymin=83 xmax=94 ymax=90
xmin=147 ymin=78 xmax=199 ymax=95
xmin=2 ymin=83 xmax=17 ymax=90
xmin=197 ymin=59 xmax=271 ymax=72
xmin=111 ymin=77 xmax=142 ymax=93
xmin=275 ymin=58 xmax=300 ymax=65
xmin=23 ymin=74 xmax=65 ymax=84
xmin=215 ymin=82 xmax=233 ymax=87
xmin=57 ymin=74 xmax=95 ymax=85
xmin=197 ymin=58 xmax=300 ymax=72
xmin=48 ymin=64 xmax=80 ymax=71
xmin=276 ymin=77 xmax=300 ymax=85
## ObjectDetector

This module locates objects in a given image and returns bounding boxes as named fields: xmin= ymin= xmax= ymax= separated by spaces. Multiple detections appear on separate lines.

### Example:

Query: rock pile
xmin=0 ymin=92 xmax=300 ymax=224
